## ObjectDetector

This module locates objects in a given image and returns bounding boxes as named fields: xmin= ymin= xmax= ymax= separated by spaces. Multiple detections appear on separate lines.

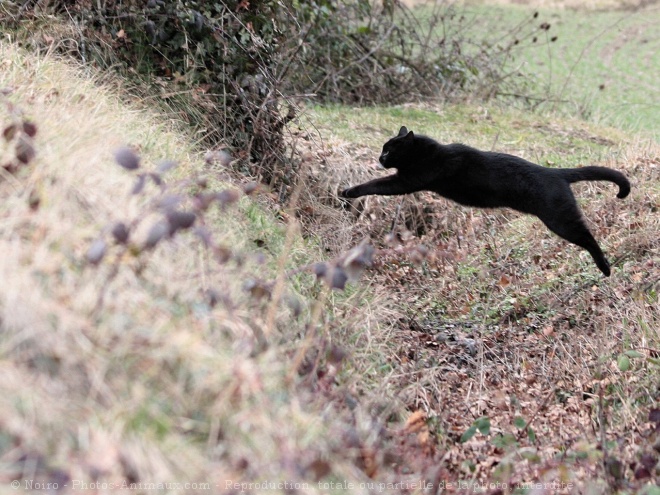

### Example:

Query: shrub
xmin=1 ymin=1 xmax=541 ymax=186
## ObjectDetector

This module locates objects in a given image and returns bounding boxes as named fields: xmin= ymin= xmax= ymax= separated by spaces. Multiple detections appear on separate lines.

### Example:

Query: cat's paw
xmin=339 ymin=187 xmax=355 ymax=199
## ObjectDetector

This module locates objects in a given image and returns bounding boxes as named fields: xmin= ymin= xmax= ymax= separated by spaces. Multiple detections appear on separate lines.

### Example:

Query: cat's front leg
xmin=340 ymin=175 xmax=414 ymax=198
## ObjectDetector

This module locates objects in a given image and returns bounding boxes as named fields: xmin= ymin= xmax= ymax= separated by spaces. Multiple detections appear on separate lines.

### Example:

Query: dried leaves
xmin=310 ymin=240 xmax=375 ymax=290
xmin=86 ymin=238 xmax=107 ymax=265
xmin=89 ymin=146 xmax=275 ymax=319
xmin=239 ymin=240 xmax=377 ymax=309
xmin=2 ymin=117 xmax=38 ymax=173
xmin=87 ymin=149 xmax=200 ymax=258
xmin=111 ymin=222 xmax=130 ymax=244
xmin=15 ymin=134 xmax=36 ymax=164
xmin=92 ymin=147 xmax=320 ymax=321
xmin=88 ymin=145 xmax=396 ymax=336
xmin=2 ymin=123 xmax=17 ymax=140
xmin=103 ymin=147 xmax=256 ymax=253
xmin=165 ymin=210 xmax=196 ymax=234
xmin=144 ymin=221 xmax=169 ymax=249
xmin=113 ymin=147 xmax=140 ymax=170
xmin=243 ymin=279 xmax=272 ymax=300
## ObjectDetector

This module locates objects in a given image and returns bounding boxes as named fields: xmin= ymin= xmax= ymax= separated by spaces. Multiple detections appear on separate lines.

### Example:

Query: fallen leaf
xmin=404 ymin=410 xmax=427 ymax=434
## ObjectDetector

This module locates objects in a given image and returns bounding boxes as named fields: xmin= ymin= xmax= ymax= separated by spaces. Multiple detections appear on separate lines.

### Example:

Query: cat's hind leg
xmin=538 ymin=207 xmax=611 ymax=276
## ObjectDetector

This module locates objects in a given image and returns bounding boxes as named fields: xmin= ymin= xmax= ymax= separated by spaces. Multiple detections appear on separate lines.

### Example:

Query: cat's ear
xmin=404 ymin=130 xmax=414 ymax=142
xmin=398 ymin=126 xmax=408 ymax=137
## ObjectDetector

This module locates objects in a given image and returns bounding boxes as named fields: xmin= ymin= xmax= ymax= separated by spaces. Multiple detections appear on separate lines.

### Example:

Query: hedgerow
xmin=1 ymin=0 xmax=551 ymax=189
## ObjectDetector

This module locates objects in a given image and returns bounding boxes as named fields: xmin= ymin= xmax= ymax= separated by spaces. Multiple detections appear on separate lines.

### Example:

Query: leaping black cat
xmin=340 ymin=126 xmax=631 ymax=276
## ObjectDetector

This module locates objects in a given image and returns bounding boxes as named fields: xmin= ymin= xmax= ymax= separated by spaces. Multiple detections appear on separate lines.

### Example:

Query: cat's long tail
xmin=559 ymin=166 xmax=630 ymax=199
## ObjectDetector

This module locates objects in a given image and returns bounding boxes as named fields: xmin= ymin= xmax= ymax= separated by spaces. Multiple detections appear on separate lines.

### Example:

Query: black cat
xmin=341 ymin=126 xmax=631 ymax=276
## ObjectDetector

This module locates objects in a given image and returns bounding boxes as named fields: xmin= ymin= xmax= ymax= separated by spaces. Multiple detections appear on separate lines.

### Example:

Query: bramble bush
xmin=2 ymin=0 xmax=554 ymax=191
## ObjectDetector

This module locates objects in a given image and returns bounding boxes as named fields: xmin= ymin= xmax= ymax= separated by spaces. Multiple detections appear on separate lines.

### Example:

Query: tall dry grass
xmin=1 ymin=38 xmax=658 ymax=493
xmin=0 ymin=43 xmax=406 ymax=492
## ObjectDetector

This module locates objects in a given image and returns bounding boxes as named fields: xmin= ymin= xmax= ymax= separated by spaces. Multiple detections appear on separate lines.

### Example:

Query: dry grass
xmin=0 ymin=43 xmax=407 ymax=493
xmin=301 ymin=103 xmax=659 ymax=491
xmin=1 ymin=37 xmax=658 ymax=494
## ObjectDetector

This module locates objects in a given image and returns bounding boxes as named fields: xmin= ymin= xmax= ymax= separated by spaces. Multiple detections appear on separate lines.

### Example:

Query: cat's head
xmin=379 ymin=126 xmax=414 ymax=169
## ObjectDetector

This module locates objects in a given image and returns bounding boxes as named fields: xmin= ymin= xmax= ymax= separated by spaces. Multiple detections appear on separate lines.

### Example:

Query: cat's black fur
xmin=341 ymin=126 xmax=631 ymax=276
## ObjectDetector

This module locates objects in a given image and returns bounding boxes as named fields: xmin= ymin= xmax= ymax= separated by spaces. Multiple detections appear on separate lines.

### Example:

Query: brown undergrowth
xmin=1 ymin=41 xmax=658 ymax=494
xmin=297 ymin=105 xmax=659 ymax=491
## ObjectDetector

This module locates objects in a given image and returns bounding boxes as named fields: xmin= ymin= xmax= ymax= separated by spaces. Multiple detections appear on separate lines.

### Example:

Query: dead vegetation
xmin=1 ymin=36 xmax=659 ymax=495
xmin=297 ymin=106 xmax=659 ymax=490
xmin=0 ymin=44 xmax=397 ymax=491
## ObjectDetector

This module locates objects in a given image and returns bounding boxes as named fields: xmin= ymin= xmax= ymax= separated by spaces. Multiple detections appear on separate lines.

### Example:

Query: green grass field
xmin=417 ymin=2 xmax=660 ymax=137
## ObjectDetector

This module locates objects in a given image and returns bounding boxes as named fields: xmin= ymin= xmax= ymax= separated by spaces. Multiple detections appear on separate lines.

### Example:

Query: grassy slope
xmin=0 ymin=43 xmax=400 ymax=493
